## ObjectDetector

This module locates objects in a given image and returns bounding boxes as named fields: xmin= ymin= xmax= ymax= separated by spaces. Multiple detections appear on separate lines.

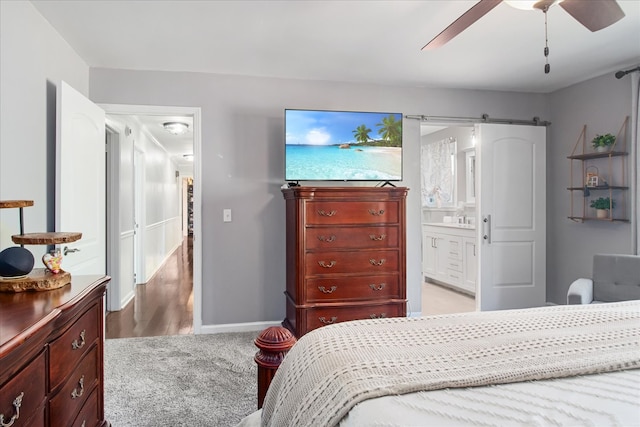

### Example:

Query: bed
xmin=240 ymin=300 xmax=640 ymax=427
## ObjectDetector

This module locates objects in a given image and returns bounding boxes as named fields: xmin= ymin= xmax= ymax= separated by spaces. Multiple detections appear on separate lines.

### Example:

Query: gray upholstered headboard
xmin=592 ymin=254 xmax=640 ymax=302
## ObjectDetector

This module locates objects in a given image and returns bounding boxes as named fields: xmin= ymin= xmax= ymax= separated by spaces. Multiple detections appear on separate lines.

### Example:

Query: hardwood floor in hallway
xmin=106 ymin=237 xmax=193 ymax=339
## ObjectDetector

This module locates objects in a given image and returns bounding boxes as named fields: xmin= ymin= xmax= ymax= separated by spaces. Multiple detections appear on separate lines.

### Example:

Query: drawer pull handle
xmin=368 ymin=209 xmax=385 ymax=216
xmin=318 ymin=261 xmax=336 ymax=268
xmin=370 ymin=313 xmax=387 ymax=319
xmin=71 ymin=330 xmax=86 ymax=350
xmin=319 ymin=316 xmax=337 ymax=325
xmin=369 ymin=283 xmax=386 ymax=291
xmin=317 ymin=210 xmax=337 ymax=217
xmin=369 ymin=259 xmax=386 ymax=266
xmin=71 ymin=376 xmax=85 ymax=399
xmin=81 ymin=421 xmax=86 ymax=427
xmin=0 ymin=392 xmax=24 ymax=427
xmin=317 ymin=235 xmax=336 ymax=242
xmin=369 ymin=234 xmax=386 ymax=241
xmin=318 ymin=286 xmax=337 ymax=294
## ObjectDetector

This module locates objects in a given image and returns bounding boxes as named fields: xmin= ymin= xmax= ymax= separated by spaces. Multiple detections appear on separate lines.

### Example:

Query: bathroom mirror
xmin=465 ymin=149 xmax=476 ymax=204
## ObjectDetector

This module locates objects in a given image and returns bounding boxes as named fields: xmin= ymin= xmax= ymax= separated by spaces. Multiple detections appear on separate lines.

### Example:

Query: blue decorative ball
xmin=0 ymin=247 xmax=35 ymax=278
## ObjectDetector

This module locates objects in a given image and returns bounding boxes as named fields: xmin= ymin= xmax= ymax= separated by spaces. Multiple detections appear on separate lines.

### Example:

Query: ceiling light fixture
xmin=183 ymin=154 xmax=194 ymax=161
xmin=504 ymin=0 xmax=563 ymax=11
xmin=163 ymin=122 xmax=189 ymax=135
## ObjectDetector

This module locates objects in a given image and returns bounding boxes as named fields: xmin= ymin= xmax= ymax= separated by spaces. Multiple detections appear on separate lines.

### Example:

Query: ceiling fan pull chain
xmin=543 ymin=8 xmax=550 ymax=74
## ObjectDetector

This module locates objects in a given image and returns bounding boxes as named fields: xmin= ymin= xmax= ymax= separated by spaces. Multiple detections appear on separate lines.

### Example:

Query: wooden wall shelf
xmin=567 ymin=117 xmax=629 ymax=223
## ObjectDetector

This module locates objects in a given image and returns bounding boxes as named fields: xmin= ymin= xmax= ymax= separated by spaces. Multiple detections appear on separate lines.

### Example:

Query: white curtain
xmin=421 ymin=137 xmax=456 ymax=208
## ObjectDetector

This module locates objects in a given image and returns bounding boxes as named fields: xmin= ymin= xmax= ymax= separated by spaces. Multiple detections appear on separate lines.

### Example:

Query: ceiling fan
xmin=422 ymin=0 xmax=625 ymax=72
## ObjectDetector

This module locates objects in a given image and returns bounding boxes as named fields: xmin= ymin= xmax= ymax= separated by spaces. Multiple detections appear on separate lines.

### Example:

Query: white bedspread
xmin=260 ymin=301 xmax=640 ymax=427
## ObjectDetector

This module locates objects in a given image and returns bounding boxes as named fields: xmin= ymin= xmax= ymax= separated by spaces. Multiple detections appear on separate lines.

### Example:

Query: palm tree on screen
xmin=352 ymin=124 xmax=372 ymax=144
xmin=376 ymin=115 xmax=402 ymax=146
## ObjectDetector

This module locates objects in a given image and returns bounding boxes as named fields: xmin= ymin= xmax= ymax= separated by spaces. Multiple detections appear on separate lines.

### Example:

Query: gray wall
xmin=546 ymin=73 xmax=635 ymax=304
xmin=89 ymin=68 xmax=547 ymax=325
xmin=0 ymin=1 xmax=89 ymax=251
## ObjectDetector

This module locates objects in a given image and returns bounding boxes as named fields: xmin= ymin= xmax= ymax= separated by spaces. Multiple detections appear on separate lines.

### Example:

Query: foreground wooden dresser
xmin=282 ymin=186 xmax=408 ymax=337
xmin=0 ymin=275 xmax=110 ymax=426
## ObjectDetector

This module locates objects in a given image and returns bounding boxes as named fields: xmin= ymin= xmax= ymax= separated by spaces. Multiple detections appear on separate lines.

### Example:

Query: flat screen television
xmin=285 ymin=109 xmax=403 ymax=182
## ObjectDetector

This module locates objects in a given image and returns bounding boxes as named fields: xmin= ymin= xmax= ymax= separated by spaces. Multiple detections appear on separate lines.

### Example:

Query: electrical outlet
xmin=223 ymin=209 xmax=232 ymax=222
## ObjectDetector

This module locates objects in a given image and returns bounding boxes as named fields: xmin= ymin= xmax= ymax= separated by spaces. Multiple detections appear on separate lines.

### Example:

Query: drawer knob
xmin=369 ymin=259 xmax=386 ymax=266
xmin=0 ymin=392 xmax=24 ymax=427
xmin=71 ymin=330 xmax=86 ymax=350
xmin=71 ymin=376 xmax=85 ymax=399
xmin=317 ymin=235 xmax=336 ymax=243
xmin=319 ymin=316 xmax=337 ymax=325
xmin=318 ymin=261 xmax=336 ymax=268
xmin=317 ymin=210 xmax=337 ymax=217
xmin=369 ymin=283 xmax=386 ymax=291
xmin=370 ymin=313 xmax=387 ymax=319
xmin=368 ymin=209 xmax=385 ymax=216
xmin=318 ymin=286 xmax=337 ymax=294
xmin=369 ymin=234 xmax=386 ymax=241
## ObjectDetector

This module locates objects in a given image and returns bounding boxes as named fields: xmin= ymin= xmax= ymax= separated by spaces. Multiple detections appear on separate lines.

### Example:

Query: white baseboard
xmin=199 ymin=320 xmax=282 ymax=334
xmin=120 ymin=290 xmax=135 ymax=311
xmin=407 ymin=311 xmax=423 ymax=318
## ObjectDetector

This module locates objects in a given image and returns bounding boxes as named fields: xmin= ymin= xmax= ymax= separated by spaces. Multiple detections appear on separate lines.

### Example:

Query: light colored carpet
xmin=104 ymin=332 xmax=258 ymax=426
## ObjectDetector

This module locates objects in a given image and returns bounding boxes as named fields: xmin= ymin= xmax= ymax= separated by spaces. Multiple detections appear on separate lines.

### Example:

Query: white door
xmin=56 ymin=81 xmax=106 ymax=274
xmin=477 ymin=124 xmax=546 ymax=310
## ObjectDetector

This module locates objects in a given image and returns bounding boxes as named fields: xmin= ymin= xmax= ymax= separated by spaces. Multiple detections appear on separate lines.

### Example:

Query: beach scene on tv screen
xmin=285 ymin=110 xmax=402 ymax=181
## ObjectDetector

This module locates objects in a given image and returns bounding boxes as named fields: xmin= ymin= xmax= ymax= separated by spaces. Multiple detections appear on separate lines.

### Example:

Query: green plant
xmin=590 ymin=197 xmax=615 ymax=210
xmin=591 ymin=133 xmax=616 ymax=149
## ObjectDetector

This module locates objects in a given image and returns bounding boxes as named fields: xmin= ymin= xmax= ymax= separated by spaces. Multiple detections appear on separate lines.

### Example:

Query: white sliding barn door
xmin=56 ymin=81 xmax=106 ymax=274
xmin=477 ymin=124 xmax=546 ymax=311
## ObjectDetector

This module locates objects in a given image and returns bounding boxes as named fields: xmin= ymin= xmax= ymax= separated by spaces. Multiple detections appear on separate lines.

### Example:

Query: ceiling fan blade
xmin=559 ymin=0 xmax=625 ymax=32
xmin=422 ymin=0 xmax=503 ymax=50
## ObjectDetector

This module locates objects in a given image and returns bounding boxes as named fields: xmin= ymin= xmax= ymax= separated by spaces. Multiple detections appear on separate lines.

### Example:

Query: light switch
xmin=223 ymin=209 xmax=232 ymax=222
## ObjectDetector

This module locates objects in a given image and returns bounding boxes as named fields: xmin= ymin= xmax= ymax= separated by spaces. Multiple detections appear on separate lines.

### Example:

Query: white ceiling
xmin=108 ymin=114 xmax=194 ymax=167
xmin=31 ymin=0 xmax=640 ymax=156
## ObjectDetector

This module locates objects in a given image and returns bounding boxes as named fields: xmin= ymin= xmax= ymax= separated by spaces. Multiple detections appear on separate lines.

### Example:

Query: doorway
xmin=418 ymin=120 xmax=548 ymax=313
xmin=419 ymin=124 xmax=477 ymax=315
xmin=101 ymin=104 xmax=202 ymax=336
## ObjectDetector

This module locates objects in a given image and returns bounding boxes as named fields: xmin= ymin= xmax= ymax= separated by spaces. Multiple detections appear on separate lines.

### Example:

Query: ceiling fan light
xmin=504 ymin=0 xmax=562 ymax=11
xmin=163 ymin=122 xmax=189 ymax=135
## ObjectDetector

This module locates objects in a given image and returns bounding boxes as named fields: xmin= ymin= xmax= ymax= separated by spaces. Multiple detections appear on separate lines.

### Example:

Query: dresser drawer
xmin=49 ymin=345 xmax=98 ymax=427
xmin=306 ymin=275 xmax=400 ymax=302
xmin=0 ymin=351 xmax=46 ymax=427
xmin=71 ymin=387 xmax=99 ymax=427
xmin=304 ymin=303 xmax=404 ymax=332
xmin=306 ymin=250 xmax=399 ymax=275
xmin=305 ymin=201 xmax=399 ymax=225
xmin=306 ymin=226 xmax=399 ymax=250
xmin=49 ymin=304 xmax=99 ymax=390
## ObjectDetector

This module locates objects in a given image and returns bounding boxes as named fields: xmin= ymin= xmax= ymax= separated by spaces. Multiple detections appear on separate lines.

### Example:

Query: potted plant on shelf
xmin=590 ymin=197 xmax=615 ymax=219
xmin=591 ymin=133 xmax=616 ymax=152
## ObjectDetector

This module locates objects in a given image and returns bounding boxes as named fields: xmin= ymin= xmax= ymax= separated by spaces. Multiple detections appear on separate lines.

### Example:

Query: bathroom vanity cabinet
xmin=422 ymin=224 xmax=476 ymax=295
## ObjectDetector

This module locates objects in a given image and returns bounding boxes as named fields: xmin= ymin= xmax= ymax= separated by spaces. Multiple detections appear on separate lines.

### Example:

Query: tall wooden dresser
xmin=0 ymin=275 xmax=110 ymax=426
xmin=282 ymin=186 xmax=408 ymax=337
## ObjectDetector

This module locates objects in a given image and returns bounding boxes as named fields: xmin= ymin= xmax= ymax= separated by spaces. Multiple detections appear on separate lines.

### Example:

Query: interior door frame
xmin=99 ymin=103 xmax=203 ymax=334
xmin=417 ymin=118 xmax=549 ymax=311
xmin=105 ymin=121 xmax=121 ymax=312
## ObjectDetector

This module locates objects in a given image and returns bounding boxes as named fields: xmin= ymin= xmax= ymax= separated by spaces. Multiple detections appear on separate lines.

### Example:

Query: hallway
xmin=106 ymin=237 xmax=193 ymax=339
